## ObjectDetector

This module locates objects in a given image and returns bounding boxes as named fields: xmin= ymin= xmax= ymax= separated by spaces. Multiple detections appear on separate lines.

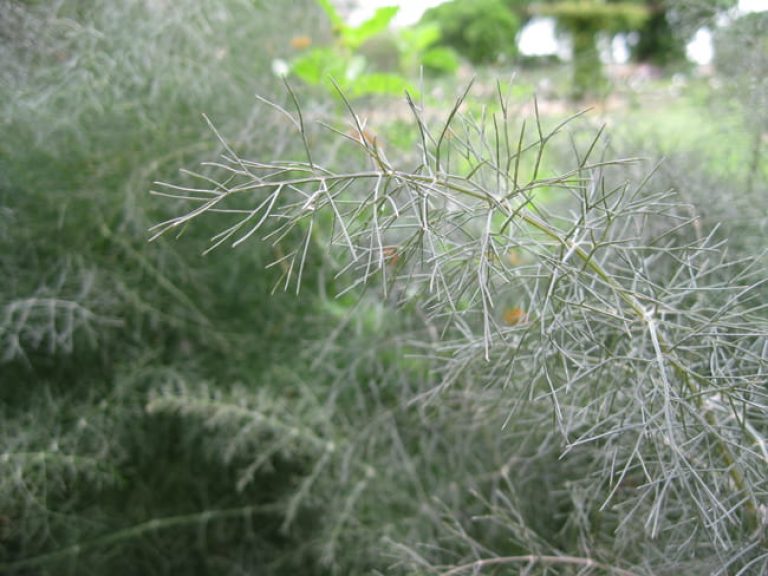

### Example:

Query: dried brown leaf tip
xmin=382 ymin=246 xmax=400 ymax=267
xmin=503 ymin=306 xmax=527 ymax=326
xmin=290 ymin=35 xmax=312 ymax=50
xmin=346 ymin=128 xmax=379 ymax=148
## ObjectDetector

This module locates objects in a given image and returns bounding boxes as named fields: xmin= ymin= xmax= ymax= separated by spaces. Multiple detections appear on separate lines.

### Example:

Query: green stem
xmin=439 ymin=553 xmax=640 ymax=576
xmin=0 ymin=504 xmax=281 ymax=573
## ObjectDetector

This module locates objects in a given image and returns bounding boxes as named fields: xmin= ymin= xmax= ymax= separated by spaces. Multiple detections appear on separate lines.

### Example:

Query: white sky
xmin=741 ymin=0 xmax=768 ymax=10
xmin=348 ymin=0 xmax=444 ymax=26
xmin=349 ymin=0 xmax=767 ymax=65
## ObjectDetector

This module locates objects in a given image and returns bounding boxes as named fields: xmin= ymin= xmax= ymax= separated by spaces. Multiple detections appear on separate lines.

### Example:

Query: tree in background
xmin=637 ymin=0 xmax=743 ymax=66
xmin=503 ymin=0 xmax=538 ymax=23
xmin=421 ymin=0 xmax=522 ymax=64
xmin=533 ymin=1 xmax=649 ymax=99
xmin=630 ymin=1 xmax=685 ymax=65
xmin=666 ymin=0 xmax=738 ymax=29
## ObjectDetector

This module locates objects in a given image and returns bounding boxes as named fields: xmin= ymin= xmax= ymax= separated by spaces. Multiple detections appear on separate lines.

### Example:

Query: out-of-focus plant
xmin=714 ymin=11 xmax=768 ymax=194
xmin=666 ymin=0 xmax=738 ymax=34
xmin=350 ymin=24 xmax=460 ymax=78
xmin=421 ymin=0 xmax=522 ymax=64
xmin=396 ymin=23 xmax=460 ymax=75
xmin=286 ymin=0 xmax=414 ymax=98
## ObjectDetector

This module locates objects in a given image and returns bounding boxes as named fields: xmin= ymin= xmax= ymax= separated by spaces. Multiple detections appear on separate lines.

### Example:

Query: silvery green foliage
xmin=0 ymin=0 xmax=324 ymax=364
xmin=154 ymin=84 xmax=767 ymax=575
xmin=1 ymin=1 xmax=332 ymax=573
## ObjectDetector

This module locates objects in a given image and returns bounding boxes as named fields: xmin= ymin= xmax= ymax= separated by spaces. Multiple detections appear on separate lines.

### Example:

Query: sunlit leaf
xmin=421 ymin=46 xmax=459 ymax=73
xmin=291 ymin=47 xmax=345 ymax=85
xmin=344 ymin=6 xmax=399 ymax=49
xmin=316 ymin=0 xmax=346 ymax=31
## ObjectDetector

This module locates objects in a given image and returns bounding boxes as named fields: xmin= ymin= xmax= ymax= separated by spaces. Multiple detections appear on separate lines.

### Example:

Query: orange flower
xmin=503 ymin=307 xmax=527 ymax=326
xmin=290 ymin=35 xmax=312 ymax=50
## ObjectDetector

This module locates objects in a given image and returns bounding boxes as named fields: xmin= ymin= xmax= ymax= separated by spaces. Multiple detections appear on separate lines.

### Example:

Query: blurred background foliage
xmin=421 ymin=0 xmax=522 ymax=64
xmin=1 ymin=0 xmax=336 ymax=573
xmin=1 ymin=0 xmax=766 ymax=574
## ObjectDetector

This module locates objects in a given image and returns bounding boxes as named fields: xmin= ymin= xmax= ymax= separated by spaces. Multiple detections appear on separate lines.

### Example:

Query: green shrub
xmin=151 ymin=82 xmax=768 ymax=575
xmin=421 ymin=0 xmax=521 ymax=64
xmin=0 ymin=0 xmax=335 ymax=573
xmin=3 ymin=1 xmax=767 ymax=574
